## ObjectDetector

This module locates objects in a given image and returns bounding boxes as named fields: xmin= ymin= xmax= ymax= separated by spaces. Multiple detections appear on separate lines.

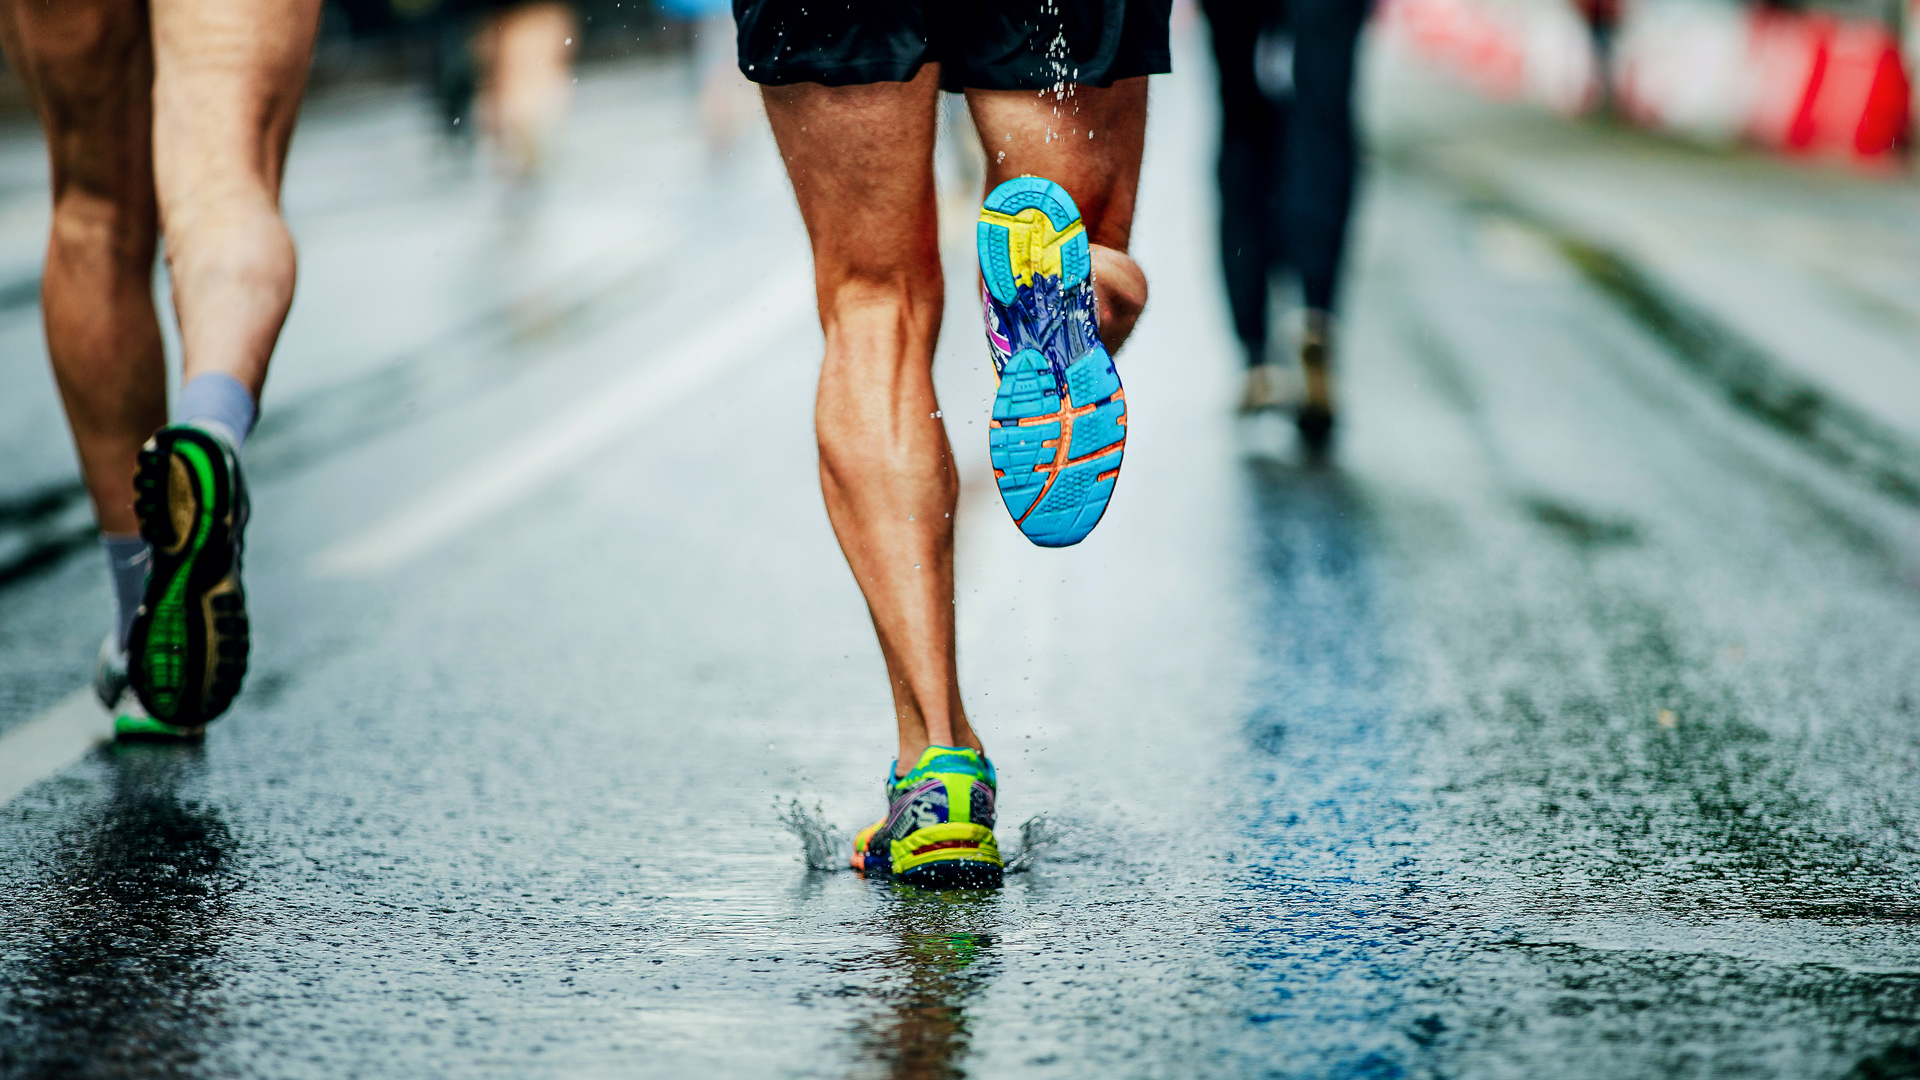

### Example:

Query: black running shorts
xmin=733 ymin=0 xmax=1173 ymax=91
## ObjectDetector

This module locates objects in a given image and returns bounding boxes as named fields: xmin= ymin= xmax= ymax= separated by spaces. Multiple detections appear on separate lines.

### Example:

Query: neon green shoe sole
xmin=114 ymin=711 xmax=207 ymax=741
xmin=127 ymin=425 xmax=250 ymax=727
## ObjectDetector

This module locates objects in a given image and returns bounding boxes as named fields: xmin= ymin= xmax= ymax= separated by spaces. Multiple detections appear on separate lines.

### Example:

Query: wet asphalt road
xmin=5 ymin=26 xmax=1920 ymax=1080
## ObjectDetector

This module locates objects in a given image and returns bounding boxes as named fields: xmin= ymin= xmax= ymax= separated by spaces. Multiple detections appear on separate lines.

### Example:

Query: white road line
xmin=0 ymin=690 xmax=111 ymax=807
xmin=311 ymin=263 xmax=817 ymax=578
xmin=1 ymin=269 xmax=817 ymax=806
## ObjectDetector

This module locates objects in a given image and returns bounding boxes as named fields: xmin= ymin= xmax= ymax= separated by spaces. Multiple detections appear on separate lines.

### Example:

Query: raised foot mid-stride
xmin=979 ymin=177 xmax=1128 ymax=549
xmin=125 ymin=424 xmax=251 ymax=737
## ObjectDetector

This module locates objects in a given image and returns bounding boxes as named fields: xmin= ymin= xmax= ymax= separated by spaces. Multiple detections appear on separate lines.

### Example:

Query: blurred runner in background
xmin=1572 ymin=0 xmax=1620 ymax=112
xmin=0 ymin=0 xmax=323 ymax=737
xmin=737 ymin=0 xmax=1165 ymax=888
xmin=1203 ymin=0 xmax=1367 ymax=451
xmin=473 ymin=0 xmax=577 ymax=185
xmin=658 ymin=0 xmax=756 ymax=160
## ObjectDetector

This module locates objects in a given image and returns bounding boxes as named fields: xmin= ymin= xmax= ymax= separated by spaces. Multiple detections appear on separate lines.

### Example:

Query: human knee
xmin=817 ymin=260 xmax=943 ymax=338
xmin=48 ymin=189 xmax=156 ymax=276
xmin=21 ymin=7 xmax=154 ymax=197
xmin=25 ymin=5 xmax=149 ymax=99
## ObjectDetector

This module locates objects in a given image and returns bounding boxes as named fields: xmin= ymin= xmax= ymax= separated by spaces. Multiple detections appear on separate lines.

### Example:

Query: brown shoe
xmin=1297 ymin=317 xmax=1336 ymax=454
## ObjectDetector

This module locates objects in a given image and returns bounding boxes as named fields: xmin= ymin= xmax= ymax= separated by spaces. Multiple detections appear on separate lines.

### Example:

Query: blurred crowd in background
xmin=0 ymin=0 xmax=1902 ymax=172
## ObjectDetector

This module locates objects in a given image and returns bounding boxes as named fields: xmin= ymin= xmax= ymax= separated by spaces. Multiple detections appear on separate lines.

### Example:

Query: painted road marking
xmin=0 ymin=690 xmax=111 ymax=807
xmin=311 ymin=263 xmax=816 ymax=578
xmin=3 ymin=268 xmax=818 ymax=806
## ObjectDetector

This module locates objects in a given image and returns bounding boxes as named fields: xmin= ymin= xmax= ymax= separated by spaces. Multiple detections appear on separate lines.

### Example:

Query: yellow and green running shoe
xmin=851 ymin=745 xmax=1003 ymax=890
xmin=126 ymin=424 xmax=250 ymax=730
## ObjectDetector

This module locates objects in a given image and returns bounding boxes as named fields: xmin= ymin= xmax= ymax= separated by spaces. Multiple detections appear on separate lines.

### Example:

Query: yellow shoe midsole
xmin=979 ymin=207 xmax=1085 ymax=289
xmin=891 ymin=822 xmax=1001 ymax=875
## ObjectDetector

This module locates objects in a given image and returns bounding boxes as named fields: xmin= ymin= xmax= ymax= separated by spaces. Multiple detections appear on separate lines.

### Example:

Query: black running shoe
xmin=127 ymin=424 xmax=250 ymax=727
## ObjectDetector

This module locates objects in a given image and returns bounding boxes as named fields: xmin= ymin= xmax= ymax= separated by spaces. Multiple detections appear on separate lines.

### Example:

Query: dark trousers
xmin=1201 ymin=0 xmax=1366 ymax=364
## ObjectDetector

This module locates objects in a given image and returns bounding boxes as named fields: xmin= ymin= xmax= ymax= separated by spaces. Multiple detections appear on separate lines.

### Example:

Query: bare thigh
xmin=760 ymin=66 xmax=943 ymax=307
xmin=965 ymin=78 xmax=1149 ymax=252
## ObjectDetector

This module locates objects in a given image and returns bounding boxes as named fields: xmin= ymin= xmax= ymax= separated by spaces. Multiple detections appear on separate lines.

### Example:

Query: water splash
xmin=779 ymin=799 xmax=848 ymax=871
xmin=1004 ymin=814 xmax=1063 ymax=874
xmin=781 ymin=803 xmax=1061 ymax=875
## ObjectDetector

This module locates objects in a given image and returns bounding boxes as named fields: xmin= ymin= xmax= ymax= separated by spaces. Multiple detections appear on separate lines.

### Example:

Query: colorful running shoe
xmin=127 ymin=424 xmax=250 ymax=728
xmin=851 ymin=745 xmax=1003 ymax=889
xmin=978 ymin=177 xmax=1126 ymax=548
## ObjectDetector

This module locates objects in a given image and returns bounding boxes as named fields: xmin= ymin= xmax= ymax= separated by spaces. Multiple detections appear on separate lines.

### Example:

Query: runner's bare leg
xmin=762 ymin=70 xmax=1154 ymax=770
xmin=150 ymin=0 xmax=321 ymax=398
xmin=0 ymin=0 xmax=164 ymax=535
xmin=762 ymin=68 xmax=978 ymax=772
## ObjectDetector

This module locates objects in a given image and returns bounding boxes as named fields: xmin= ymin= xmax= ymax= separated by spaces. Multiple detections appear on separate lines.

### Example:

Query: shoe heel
xmin=892 ymin=822 xmax=1002 ymax=889
xmin=899 ymin=859 xmax=1004 ymax=890
xmin=127 ymin=426 xmax=247 ymax=726
xmin=978 ymin=177 xmax=1090 ymax=303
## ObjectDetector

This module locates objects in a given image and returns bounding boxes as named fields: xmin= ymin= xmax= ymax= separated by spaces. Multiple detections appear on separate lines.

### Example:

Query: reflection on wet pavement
xmin=0 ymin=746 xmax=234 ymax=1078
xmin=841 ymin=896 xmax=998 ymax=1080
xmin=1227 ymin=456 xmax=1428 ymax=1078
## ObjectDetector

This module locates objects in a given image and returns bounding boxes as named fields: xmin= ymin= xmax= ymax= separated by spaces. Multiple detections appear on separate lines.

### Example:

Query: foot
xmin=851 ymin=745 xmax=1003 ymax=889
xmin=1238 ymin=364 xmax=1284 ymax=415
xmin=96 ymin=635 xmax=206 ymax=740
xmin=978 ymin=177 xmax=1126 ymax=548
xmin=1297 ymin=324 xmax=1336 ymax=454
xmin=127 ymin=424 xmax=251 ymax=728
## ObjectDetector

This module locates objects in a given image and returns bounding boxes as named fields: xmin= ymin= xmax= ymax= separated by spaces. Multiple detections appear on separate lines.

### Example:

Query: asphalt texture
xmin=4 ymin=27 xmax=1920 ymax=1080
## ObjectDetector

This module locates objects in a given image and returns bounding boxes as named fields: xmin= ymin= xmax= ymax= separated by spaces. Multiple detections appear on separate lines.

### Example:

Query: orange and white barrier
xmin=1737 ymin=9 xmax=1910 ymax=158
xmin=1381 ymin=0 xmax=1913 ymax=166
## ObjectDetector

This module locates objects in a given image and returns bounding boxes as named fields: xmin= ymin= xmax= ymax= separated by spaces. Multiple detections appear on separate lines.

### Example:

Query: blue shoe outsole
xmin=978 ymin=178 xmax=1092 ymax=304
xmin=978 ymin=177 xmax=1124 ymax=548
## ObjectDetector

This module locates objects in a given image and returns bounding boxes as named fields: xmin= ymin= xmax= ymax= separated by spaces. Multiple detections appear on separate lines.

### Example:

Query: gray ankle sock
xmin=102 ymin=533 xmax=150 ymax=651
xmin=177 ymin=372 xmax=257 ymax=449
